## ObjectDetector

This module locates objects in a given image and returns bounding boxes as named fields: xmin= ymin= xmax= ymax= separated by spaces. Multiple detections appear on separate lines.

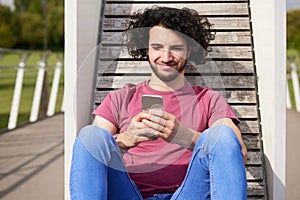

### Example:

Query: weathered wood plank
xmin=247 ymin=182 xmax=265 ymax=196
xmin=243 ymin=135 xmax=261 ymax=150
xmin=97 ymin=75 xmax=255 ymax=89
xmin=232 ymin=105 xmax=258 ymax=119
xmin=246 ymin=151 xmax=262 ymax=165
xmin=97 ymin=60 xmax=254 ymax=74
xmin=102 ymin=17 xmax=250 ymax=31
xmin=239 ymin=120 xmax=260 ymax=134
xmin=100 ymin=31 xmax=251 ymax=45
xmin=99 ymin=46 xmax=253 ymax=59
xmin=186 ymin=76 xmax=255 ymax=89
xmin=246 ymin=166 xmax=264 ymax=181
xmin=104 ymin=3 xmax=249 ymax=16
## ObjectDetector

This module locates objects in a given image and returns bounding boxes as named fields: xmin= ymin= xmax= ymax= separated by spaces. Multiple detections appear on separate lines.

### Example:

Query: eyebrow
xmin=150 ymin=43 xmax=185 ymax=48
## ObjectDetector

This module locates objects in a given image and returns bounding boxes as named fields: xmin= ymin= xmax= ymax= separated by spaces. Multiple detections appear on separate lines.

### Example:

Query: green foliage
xmin=287 ymin=9 xmax=300 ymax=52
xmin=14 ymin=0 xmax=32 ymax=13
xmin=18 ymin=12 xmax=44 ymax=48
xmin=0 ymin=5 xmax=17 ymax=47
xmin=48 ymin=1 xmax=64 ymax=49
xmin=8 ymin=0 xmax=64 ymax=51
xmin=0 ymin=24 xmax=17 ymax=48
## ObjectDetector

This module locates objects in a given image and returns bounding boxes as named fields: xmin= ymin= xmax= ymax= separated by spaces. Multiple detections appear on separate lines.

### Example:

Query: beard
xmin=149 ymin=60 xmax=187 ymax=82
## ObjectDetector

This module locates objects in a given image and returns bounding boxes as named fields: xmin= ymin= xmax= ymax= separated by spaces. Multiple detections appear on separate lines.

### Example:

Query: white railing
xmin=0 ymin=48 xmax=64 ymax=130
xmin=287 ymin=62 xmax=300 ymax=113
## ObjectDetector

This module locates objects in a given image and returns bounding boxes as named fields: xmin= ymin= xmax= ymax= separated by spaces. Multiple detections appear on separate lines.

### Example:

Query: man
xmin=70 ymin=6 xmax=248 ymax=200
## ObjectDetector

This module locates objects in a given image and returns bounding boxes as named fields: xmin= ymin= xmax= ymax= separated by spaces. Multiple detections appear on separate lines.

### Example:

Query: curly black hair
xmin=124 ymin=6 xmax=215 ymax=64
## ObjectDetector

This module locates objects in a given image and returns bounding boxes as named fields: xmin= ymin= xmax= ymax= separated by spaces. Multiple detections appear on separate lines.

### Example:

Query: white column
xmin=64 ymin=0 xmax=78 ymax=199
xmin=8 ymin=61 xmax=26 ymax=129
xmin=286 ymin=82 xmax=292 ymax=109
xmin=29 ymin=61 xmax=46 ymax=122
xmin=291 ymin=63 xmax=300 ymax=112
xmin=250 ymin=0 xmax=286 ymax=199
xmin=47 ymin=60 xmax=62 ymax=116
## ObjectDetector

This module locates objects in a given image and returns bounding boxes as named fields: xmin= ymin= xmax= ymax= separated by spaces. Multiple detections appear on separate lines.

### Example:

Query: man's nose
xmin=161 ymin=49 xmax=173 ymax=62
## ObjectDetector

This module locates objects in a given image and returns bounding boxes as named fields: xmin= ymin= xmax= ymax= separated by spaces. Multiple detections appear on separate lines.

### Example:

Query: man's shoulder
xmin=110 ymin=81 xmax=145 ymax=96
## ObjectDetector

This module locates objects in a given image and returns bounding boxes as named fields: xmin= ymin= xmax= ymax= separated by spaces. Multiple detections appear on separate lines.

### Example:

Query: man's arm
xmin=92 ymin=115 xmax=117 ymax=134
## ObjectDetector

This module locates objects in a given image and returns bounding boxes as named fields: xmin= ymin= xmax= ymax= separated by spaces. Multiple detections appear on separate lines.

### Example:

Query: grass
xmin=0 ymin=52 xmax=64 ymax=132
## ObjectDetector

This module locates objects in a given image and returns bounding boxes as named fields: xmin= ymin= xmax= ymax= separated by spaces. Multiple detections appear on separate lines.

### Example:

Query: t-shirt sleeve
xmin=207 ymin=90 xmax=240 ymax=127
xmin=92 ymin=92 xmax=119 ymax=128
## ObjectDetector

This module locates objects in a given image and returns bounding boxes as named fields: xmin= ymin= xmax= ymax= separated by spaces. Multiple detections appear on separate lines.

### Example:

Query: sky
xmin=287 ymin=0 xmax=300 ymax=10
xmin=0 ymin=0 xmax=14 ymax=10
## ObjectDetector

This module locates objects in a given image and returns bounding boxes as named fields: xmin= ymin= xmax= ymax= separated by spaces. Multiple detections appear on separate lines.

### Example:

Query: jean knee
xmin=196 ymin=125 xmax=241 ymax=158
xmin=77 ymin=125 xmax=116 ymax=163
xmin=212 ymin=125 xmax=242 ymax=154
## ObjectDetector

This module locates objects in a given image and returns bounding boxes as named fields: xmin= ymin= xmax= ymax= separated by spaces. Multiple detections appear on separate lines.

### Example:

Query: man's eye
xmin=151 ymin=46 xmax=162 ymax=50
xmin=172 ymin=47 xmax=184 ymax=51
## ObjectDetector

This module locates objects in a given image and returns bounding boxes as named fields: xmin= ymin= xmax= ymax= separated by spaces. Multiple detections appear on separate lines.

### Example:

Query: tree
xmin=48 ymin=1 xmax=64 ymax=50
xmin=18 ymin=12 xmax=44 ymax=48
xmin=0 ymin=5 xmax=17 ymax=47
xmin=12 ymin=0 xmax=64 ymax=50
xmin=287 ymin=9 xmax=300 ymax=52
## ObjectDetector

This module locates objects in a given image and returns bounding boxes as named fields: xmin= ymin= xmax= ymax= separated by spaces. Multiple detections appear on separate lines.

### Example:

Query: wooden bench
xmin=93 ymin=0 xmax=266 ymax=199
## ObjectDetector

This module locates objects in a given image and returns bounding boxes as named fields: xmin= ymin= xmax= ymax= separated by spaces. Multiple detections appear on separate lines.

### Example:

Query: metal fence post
xmin=47 ymin=58 xmax=62 ymax=116
xmin=291 ymin=63 xmax=300 ymax=112
xmin=8 ymin=53 xmax=30 ymax=129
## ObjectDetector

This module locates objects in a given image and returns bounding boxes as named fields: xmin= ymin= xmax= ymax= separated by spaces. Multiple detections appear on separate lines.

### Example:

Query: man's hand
xmin=141 ymin=109 xmax=199 ymax=149
xmin=117 ymin=112 xmax=160 ymax=150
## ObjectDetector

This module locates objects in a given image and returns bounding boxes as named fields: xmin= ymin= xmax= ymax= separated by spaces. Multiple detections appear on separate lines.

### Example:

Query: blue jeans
xmin=70 ymin=125 xmax=247 ymax=200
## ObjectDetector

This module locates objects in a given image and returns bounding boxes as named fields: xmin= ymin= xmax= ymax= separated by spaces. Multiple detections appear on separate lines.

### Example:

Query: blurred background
xmin=0 ymin=0 xmax=299 ymax=199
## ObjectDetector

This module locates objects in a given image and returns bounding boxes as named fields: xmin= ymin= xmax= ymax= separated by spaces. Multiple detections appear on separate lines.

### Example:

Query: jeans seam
xmin=170 ymin=148 xmax=202 ymax=200
xmin=209 ymin=154 xmax=216 ymax=200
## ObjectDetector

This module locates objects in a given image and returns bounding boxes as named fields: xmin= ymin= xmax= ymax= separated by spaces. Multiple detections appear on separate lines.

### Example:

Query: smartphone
xmin=141 ymin=95 xmax=163 ymax=139
xmin=142 ymin=95 xmax=163 ymax=111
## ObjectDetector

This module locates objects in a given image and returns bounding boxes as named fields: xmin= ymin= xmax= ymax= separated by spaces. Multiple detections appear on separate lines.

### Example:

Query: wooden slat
xmin=239 ymin=120 xmax=260 ymax=134
xmin=219 ymin=90 xmax=257 ymax=104
xmin=102 ymin=17 xmax=250 ymax=31
xmin=243 ymin=135 xmax=261 ymax=150
xmin=232 ymin=105 xmax=258 ymax=119
xmin=104 ymin=3 xmax=249 ymax=16
xmin=100 ymin=31 xmax=251 ymax=45
xmin=99 ymin=46 xmax=253 ymax=59
xmin=97 ymin=60 xmax=254 ymax=74
xmin=186 ymin=76 xmax=255 ymax=89
xmin=247 ymin=182 xmax=265 ymax=196
xmin=246 ymin=166 xmax=264 ymax=181
xmin=97 ymin=75 xmax=255 ymax=89
xmin=246 ymin=151 xmax=262 ymax=165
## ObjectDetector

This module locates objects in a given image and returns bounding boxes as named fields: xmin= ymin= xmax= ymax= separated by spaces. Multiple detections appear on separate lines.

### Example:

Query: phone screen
xmin=142 ymin=95 xmax=163 ymax=111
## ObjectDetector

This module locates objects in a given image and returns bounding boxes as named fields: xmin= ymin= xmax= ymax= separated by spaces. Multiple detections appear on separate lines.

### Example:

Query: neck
xmin=148 ymin=74 xmax=185 ymax=91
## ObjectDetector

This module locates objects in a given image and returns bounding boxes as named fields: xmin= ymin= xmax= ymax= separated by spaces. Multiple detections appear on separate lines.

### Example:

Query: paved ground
xmin=0 ymin=114 xmax=64 ymax=200
xmin=0 ymin=111 xmax=299 ymax=199
xmin=286 ymin=109 xmax=300 ymax=200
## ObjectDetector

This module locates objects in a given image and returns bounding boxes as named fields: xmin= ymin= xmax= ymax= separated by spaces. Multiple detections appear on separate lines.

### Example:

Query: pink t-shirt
xmin=93 ymin=81 xmax=239 ymax=198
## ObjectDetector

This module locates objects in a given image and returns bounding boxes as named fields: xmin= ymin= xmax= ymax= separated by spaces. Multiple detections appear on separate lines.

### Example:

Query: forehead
xmin=149 ymin=26 xmax=187 ymax=46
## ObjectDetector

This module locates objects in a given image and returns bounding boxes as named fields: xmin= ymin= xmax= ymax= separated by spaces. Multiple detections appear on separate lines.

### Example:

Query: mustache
xmin=157 ymin=60 xmax=178 ymax=66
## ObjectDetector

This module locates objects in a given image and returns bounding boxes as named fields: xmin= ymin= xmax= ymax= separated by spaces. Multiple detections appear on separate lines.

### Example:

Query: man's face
xmin=148 ymin=26 xmax=191 ymax=82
